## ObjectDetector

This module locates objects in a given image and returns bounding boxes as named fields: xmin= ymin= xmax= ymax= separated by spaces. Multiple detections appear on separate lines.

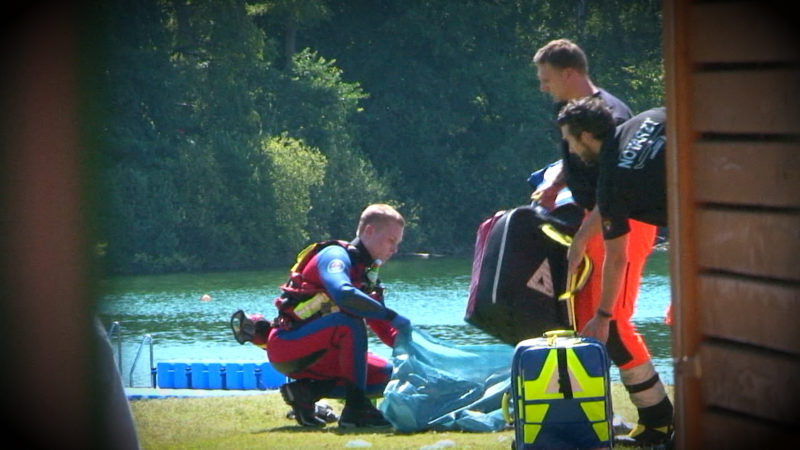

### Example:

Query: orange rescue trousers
xmin=574 ymin=219 xmax=657 ymax=370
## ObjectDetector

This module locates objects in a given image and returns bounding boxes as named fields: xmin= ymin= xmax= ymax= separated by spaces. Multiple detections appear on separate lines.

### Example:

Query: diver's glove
xmin=385 ymin=309 xmax=411 ymax=331
xmin=390 ymin=314 xmax=411 ymax=331
xmin=387 ymin=311 xmax=413 ymax=352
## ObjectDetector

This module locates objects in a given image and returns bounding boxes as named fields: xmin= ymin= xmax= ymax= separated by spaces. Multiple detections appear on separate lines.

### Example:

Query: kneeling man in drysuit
xmin=232 ymin=204 xmax=410 ymax=428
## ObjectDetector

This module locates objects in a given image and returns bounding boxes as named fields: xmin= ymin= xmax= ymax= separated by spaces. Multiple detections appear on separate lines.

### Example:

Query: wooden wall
xmin=2 ymin=4 xmax=139 ymax=448
xmin=664 ymin=1 xmax=800 ymax=447
xmin=1 ymin=4 xmax=95 ymax=447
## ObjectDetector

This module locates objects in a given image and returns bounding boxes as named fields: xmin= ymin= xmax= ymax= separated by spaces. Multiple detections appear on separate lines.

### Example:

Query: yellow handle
xmin=544 ymin=329 xmax=577 ymax=339
xmin=539 ymin=224 xmax=593 ymax=292
xmin=544 ymin=329 xmax=577 ymax=346
xmin=501 ymin=391 xmax=512 ymax=424
xmin=540 ymin=223 xmax=594 ymax=330
xmin=563 ymin=254 xmax=592 ymax=295
xmin=540 ymin=223 xmax=573 ymax=247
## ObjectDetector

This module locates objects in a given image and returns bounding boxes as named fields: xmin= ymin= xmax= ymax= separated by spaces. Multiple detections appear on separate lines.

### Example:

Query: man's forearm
xmin=598 ymin=234 xmax=629 ymax=316
xmin=575 ymin=207 xmax=602 ymax=246
xmin=568 ymin=207 xmax=602 ymax=275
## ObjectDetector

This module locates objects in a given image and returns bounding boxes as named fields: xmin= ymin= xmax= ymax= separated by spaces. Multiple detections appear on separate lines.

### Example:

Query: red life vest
xmin=273 ymin=240 xmax=382 ymax=329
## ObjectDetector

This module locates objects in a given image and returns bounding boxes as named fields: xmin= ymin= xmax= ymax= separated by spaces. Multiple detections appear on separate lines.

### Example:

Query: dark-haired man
xmin=532 ymin=40 xmax=670 ymax=446
xmin=557 ymin=97 xmax=673 ymax=445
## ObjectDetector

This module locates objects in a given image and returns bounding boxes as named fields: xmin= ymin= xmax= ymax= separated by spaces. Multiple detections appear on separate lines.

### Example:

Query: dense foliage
xmin=94 ymin=0 xmax=663 ymax=275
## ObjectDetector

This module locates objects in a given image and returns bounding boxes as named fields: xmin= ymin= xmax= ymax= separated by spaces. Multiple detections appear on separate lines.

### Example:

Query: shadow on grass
xmin=253 ymin=424 xmax=395 ymax=435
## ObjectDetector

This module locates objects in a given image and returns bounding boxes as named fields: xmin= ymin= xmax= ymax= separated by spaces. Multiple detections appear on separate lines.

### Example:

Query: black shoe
xmin=338 ymin=401 xmax=391 ymax=429
xmin=285 ymin=400 xmax=339 ymax=424
xmin=280 ymin=381 xmax=327 ymax=428
xmin=614 ymin=424 xmax=674 ymax=448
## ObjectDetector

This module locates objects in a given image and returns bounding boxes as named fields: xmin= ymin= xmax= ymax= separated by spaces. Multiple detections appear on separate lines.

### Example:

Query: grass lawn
xmin=130 ymin=383 xmax=673 ymax=449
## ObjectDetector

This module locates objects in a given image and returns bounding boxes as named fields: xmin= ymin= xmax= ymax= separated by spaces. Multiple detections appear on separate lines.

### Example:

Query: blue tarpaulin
xmin=379 ymin=327 xmax=514 ymax=433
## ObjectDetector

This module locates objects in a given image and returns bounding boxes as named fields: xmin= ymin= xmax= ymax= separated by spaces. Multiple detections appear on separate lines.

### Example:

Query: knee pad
xmin=605 ymin=320 xmax=634 ymax=367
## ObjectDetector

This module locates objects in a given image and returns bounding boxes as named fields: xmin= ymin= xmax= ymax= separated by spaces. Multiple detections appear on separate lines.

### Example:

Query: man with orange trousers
xmin=531 ymin=39 xmax=673 ymax=446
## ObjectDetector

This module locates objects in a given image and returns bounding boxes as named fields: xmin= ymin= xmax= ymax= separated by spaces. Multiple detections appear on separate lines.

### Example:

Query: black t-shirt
xmin=598 ymin=107 xmax=667 ymax=240
xmin=558 ymin=89 xmax=633 ymax=210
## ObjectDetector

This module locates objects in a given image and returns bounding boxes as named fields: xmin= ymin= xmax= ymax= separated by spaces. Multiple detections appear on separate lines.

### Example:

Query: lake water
xmin=98 ymin=251 xmax=673 ymax=387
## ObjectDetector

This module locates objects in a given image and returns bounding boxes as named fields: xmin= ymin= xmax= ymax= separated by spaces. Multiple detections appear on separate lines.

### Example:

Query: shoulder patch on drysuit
xmin=326 ymin=258 xmax=346 ymax=274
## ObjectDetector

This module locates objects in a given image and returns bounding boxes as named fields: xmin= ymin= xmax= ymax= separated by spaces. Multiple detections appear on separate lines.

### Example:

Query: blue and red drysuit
xmin=264 ymin=239 xmax=406 ymax=398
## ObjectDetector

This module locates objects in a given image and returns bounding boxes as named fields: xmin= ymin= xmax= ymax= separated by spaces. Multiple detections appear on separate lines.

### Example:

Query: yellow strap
xmin=501 ymin=391 xmax=511 ymax=424
xmin=559 ymin=254 xmax=592 ymax=299
xmin=538 ymin=223 xmax=592 ymax=295
xmin=539 ymin=224 xmax=594 ymax=329
xmin=540 ymin=223 xmax=573 ymax=247
xmin=556 ymin=255 xmax=592 ymax=329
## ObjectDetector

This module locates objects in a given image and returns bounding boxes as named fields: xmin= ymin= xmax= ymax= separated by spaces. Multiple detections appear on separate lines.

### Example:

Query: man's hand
xmin=580 ymin=314 xmax=611 ymax=344
xmin=531 ymin=183 xmax=561 ymax=211
xmin=390 ymin=313 xmax=411 ymax=331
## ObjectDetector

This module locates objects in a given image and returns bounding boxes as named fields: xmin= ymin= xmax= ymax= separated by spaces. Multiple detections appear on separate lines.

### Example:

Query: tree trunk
xmin=284 ymin=19 xmax=296 ymax=70
xmin=576 ymin=0 xmax=586 ymax=41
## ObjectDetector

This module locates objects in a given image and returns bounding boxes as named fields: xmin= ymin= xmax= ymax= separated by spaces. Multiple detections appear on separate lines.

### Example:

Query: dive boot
xmin=615 ymin=423 xmax=674 ymax=448
xmin=280 ymin=380 xmax=327 ymax=427
xmin=338 ymin=399 xmax=391 ymax=429
xmin=286 ymin=400 xmax=338 ymax=424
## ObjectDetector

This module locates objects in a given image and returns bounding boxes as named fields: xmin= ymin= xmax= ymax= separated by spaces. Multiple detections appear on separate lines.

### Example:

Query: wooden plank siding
xmin=692 ymin=69 xmax=800 ymax=135
xmin=1 ymin=4 xmax=98 ymax=447
xmin=689 ymin=2 xmax=800 ymax=64
xmin=693 ymin=141 xmax=800 ymax=208
xmin=702 ymin=410 xmax=797 ymax=449
xmin=701 ymin=341 xmax=800 ymax=425
xmin=663 ymin=0 xmax=704 ymax=446
xmin=699 ymin=274 xmax=800 ymax=354
xmin=696 ymin=209 xmax=800 ymax=281
xmin=665 ymin=0 xmax=800 ymax=447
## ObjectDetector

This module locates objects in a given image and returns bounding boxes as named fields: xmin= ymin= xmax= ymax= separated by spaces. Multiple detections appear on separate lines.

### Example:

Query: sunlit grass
xmin=130 ymin=383 xmax=673 ymax=449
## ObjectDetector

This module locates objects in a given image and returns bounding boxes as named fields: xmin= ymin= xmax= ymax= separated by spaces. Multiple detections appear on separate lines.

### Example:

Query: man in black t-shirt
xmin=597 ymin=107 xmax=667 ymax=238
xmin=532 ymin=39 xmax=632 ymax=210
xmin=532 ymin=40 xmax=671 ymax=447
xmin=557 ymin=97 xmax=672 ymax=446
xmin=558 ymin=100 xmax=667 ymax=236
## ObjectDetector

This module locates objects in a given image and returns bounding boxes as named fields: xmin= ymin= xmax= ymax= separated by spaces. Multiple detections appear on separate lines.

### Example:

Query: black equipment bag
xmin=465 ymin=204 xmax=583 ymax=345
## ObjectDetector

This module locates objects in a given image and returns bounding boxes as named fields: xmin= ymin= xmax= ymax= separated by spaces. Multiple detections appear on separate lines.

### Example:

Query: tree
xmin=99 ymin=0 xmax=396 ymax=273
xmin=257 ymin=134 xmax=327 ymax=258
xmin=246 ymin=0 xmax=331 ymax=69
xmin=260 ymin=48 xmax=391 ymax=241
xmin=301 ymin=0 xmax=664 ymax=252
xmin=96 ymin=0 xmax=664 ymax=273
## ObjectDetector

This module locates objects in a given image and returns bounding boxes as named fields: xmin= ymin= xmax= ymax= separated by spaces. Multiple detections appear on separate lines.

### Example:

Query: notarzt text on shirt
xmin=618 ymin=117 xmax=663 ymax=170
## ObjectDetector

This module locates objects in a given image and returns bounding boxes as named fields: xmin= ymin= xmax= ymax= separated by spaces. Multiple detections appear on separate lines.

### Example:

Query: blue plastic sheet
xmin=379 ymin=327 xmax=514 ymax=433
